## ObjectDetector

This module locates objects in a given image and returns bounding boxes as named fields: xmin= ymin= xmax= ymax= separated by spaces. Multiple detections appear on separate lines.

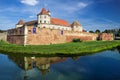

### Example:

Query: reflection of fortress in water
xmin=8 ymin=56 xmax=70 ymax=76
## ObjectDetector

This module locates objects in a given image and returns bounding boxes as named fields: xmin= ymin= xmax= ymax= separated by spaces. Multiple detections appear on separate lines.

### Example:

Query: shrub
xmin=72 ymin=38 xmax=82 ymax=42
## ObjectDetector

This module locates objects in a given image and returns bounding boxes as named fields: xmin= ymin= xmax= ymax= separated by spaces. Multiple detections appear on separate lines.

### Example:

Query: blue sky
xmin=0 ymin=0 xmax=120 ymax=31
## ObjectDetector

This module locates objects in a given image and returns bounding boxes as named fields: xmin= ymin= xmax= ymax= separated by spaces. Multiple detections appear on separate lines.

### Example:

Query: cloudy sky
xmin=0 ymin=0 xmax=120 ymax=31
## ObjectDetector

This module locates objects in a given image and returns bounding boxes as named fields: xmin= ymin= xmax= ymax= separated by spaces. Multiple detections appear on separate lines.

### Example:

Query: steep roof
xmin=23 ymin=18 xmax=70 ymax=27
xmin=51 ymin=18 xmax=70 ymax=27
xmin=17 ymin=19 xmax=24 ymax=25
xmin=25 ymin=20 xmax=37 ymax=26
xmin=38 ymin=8 xmax=48 ymax=15
xmin=71 ymin=21 xmax=82 ymax=27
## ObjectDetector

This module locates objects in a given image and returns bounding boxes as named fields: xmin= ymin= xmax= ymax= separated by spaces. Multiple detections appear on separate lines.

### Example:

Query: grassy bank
xmin=0 ymin=40 xmax=120 ymax=56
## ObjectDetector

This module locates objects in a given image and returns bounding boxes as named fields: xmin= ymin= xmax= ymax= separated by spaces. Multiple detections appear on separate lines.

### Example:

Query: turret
xmin=71 ymin=21 xmax=83 ymax=32
xmin=16 ymin=19 xmax=24 ymax=28
xmin=37 ymin=8 xmax=51 ymax=24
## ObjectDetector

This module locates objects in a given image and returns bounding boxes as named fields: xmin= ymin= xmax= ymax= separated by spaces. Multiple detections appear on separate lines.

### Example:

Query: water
xmin=0 ymin=47 xmax=120 ymax=80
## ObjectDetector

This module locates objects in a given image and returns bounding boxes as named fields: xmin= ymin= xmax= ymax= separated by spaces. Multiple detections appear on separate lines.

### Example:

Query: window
xmin=61 ymin=30 xmax=64 ymax=35
xmin=40 ymin=20 xmax=41 ymax=23
xmin=28 ymin=30 xmax=31 ymax=33
xmin=19 ymin=27 xmax=22 ymax=34
xmin=33 ymin=28 xmax=36 ymax=34
xmin=44 ymin=21 xmax=46 ymax=23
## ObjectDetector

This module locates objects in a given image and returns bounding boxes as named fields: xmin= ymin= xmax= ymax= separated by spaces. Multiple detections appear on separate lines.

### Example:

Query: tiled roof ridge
xmin=17 ymin=19 xmax=24 ymax=25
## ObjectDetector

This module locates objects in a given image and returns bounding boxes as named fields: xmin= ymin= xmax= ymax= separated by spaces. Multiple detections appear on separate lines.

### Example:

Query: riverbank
xmin=0 ymin=40 xmax=120 ymax=56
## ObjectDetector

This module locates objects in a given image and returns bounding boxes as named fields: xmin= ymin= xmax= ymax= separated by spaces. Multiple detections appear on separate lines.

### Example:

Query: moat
xmin=0 ymin=47 xmax=120 ymax=80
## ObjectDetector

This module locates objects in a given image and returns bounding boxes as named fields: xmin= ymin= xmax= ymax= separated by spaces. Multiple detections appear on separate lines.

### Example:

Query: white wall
xmin=16 ymin=25 xmax=23 ymax=28
xmin=37 ymin=24 xmax=72 ymax=31
xmin=73 ymin=26 xmax=83 ymax=32
xmin=38 ymin=15 xmax=50 ymax=24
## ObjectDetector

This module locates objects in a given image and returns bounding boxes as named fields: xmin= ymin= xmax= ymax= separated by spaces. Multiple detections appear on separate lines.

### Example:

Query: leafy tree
xmin=89 ymin=30 xmax=94 ymax=33
xmin=95 ymin=29 xmax=100 ymax=33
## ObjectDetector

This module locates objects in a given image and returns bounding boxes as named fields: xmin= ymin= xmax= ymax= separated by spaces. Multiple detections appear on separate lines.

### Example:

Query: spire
xmin=38 ymin=8 xmax=51 ymax=16
xmin=39 ymin=8 xmax=47 ymax=15
xmin=17 ymin=19 xmax=24 ymax=25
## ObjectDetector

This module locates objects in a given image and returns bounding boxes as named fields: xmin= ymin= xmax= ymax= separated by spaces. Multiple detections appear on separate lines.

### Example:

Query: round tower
xmin=37 ymin=8 xmax=51 ymax=24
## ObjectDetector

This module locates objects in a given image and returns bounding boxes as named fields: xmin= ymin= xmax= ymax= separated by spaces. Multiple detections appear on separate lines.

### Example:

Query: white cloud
xmin=29 ymin=15 xmax=35 ymax=18
xmin=77 ymin=2 xmax=88 ymax=9
xmin=21 ymin=0 xmax=38 ymax=6
xmin=61 ymin=2 xmax=88 ymax=14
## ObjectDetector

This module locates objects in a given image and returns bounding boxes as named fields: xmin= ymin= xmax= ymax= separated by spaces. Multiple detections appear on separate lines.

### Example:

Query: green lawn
xmin=0 ymin=40 xmax=120 ymax=56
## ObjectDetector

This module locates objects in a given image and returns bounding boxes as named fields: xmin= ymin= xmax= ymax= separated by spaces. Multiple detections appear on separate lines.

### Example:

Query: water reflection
xmin=110 ymin=46 xmax=120 ymax=53
xmin=1 ymin=47 xmax=120 ymax=80
xmin=8 ymin=56 xmax=74 ymax=78
xmin=116 ymin=46 xmax=120 ymax=53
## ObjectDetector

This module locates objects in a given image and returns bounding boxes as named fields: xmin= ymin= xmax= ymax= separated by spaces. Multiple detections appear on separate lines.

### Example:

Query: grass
xmin=0 ymin=40 xmax=120 ymax=56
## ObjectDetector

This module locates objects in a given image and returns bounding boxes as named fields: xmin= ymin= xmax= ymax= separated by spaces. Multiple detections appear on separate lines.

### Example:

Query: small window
xmin=61 ymin=30 xmax=64 ymax=35
xmin=33 ymin=28 xmax=36 ymax=34
xmin=28 ymin=30 xmax=31 ymax=33
xmin=40 ymin=20 xmax=41 ymax=23
xmin=44 ymin=21 xmax=46 ymax=23
xmin=19 ymin=27 xmax=22 ymax=34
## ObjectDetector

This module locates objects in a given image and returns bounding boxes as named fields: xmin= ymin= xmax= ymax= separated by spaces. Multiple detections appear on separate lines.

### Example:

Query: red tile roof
xmin=17 ymin=19 xmax=24 ymax=25
xmin=38 ymin=8 xmax=48 ymax=15
xmin=51 ymin=18 xmax=70 ymax=27
xmin=25 ymin=20 xmax=37 ymax=26
xmin=71 ymin=21 xmax=82 ymax=27
xmin=19 ymin=17 xmax=70 ymax=27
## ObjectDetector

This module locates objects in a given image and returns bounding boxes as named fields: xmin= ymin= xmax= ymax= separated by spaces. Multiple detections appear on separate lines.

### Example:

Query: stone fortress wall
xmin=7 ymin=26 xmax=113 ymax=45
xmin=7 ymin=27 xmax=25 ymax=44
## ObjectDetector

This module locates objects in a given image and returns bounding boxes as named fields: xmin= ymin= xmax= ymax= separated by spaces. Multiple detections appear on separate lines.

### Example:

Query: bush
xmin=72 ymin=38 xmax=82 ymax=42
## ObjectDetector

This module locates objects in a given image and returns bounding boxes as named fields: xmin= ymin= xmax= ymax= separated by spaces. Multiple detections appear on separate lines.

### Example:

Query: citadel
xmin=7 ymin=8 xmax=113 ymax=45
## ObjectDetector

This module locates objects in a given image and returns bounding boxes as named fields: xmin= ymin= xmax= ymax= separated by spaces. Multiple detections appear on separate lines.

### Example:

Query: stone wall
xmin=7 ymin=35 xmax=24 ymax=45
xmin=65 ymin=31 xmax=98 ymax=42
xmin=6 ymin=26 xmax=114 ymax=45
xmin=7 ymin=27 xmax=25 ymax=45
xmin=26 ymin=27 xmax=66 ymax=45
xmin=0 ymin=32 xmax=7 ymax=41
xmin=26 ymin=27 xmax=98 ymax=45
xmin=99 ymin=33 xmax=113 ymax=41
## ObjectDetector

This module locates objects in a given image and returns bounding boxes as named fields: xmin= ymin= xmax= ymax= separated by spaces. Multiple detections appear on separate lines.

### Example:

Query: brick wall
xmin=99 ymin=33 xmax=113 ymax=41
xmin=26 ymin=27 xmax=98 ymax=45
xmin=26 ymin=27 xmax=66 ymax=45
xmin=7 ymin=27 xmax=25 ymax=45
xmin=65 ymin=31 xmax=98 ymax=42
xmin=7 ymin=35 xmax=24 ymax=45
xmin=7 ymin=26 xmax=113 ymax=45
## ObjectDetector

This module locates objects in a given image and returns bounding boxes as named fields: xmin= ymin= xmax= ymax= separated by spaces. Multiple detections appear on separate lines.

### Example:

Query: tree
xmin=95 ymin=29 xmax=100 ymax=33
xmin=89 ymin=30 xmax=94 ymax=33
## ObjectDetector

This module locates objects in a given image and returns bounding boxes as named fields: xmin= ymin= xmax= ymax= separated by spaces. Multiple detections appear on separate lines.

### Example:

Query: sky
xmin=0 ymin=0 xmax=120 ymax=31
